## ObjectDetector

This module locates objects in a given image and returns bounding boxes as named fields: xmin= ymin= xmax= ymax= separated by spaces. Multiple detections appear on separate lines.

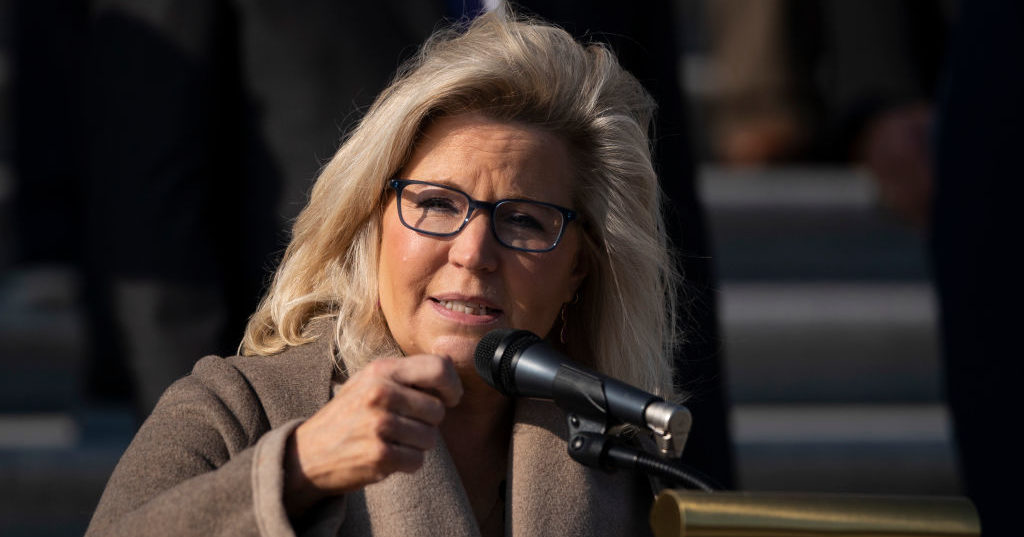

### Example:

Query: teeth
xmin=439 ymin=299 xmax=491 ymax=316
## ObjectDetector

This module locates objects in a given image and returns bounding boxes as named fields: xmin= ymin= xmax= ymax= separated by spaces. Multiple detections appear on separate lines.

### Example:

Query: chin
xmin=428 ymin=334 xmax=482 ymax=369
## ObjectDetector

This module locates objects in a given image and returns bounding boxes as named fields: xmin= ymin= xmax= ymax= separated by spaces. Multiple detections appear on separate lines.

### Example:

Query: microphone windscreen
xmin=474 ymin=329 xmax=514 ymax=388
xmin=473 ymin=329 xmax=540 ymax=395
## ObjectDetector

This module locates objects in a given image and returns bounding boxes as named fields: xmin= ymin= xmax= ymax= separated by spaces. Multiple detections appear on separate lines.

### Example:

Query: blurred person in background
xmin=706 ymin=0 xmax=947 ymax=228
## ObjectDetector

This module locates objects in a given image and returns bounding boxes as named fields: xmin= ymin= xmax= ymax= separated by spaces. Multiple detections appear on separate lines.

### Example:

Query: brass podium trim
xmin=650 ymin=490 xmax=980 ymax=537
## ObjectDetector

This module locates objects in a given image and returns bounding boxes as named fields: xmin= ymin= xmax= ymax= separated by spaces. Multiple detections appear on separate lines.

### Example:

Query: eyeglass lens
xmin=397 ymin=182 xmax=565 ymax=251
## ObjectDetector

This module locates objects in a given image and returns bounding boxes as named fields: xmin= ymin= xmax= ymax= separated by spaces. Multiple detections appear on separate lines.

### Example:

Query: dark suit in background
xmin=932 ymin=1 xmax=1024 ymax=534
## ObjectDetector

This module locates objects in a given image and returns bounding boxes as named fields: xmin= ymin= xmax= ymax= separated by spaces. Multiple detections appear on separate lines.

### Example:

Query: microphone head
xmin=474 ymin=329 xmax=541 ymax=396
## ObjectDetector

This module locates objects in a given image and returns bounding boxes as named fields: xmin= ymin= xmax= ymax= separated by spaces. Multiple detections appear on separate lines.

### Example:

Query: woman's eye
xmin=416 ymin=197 xmax=460 ymax=213
xmin=505 ymin=212 xmax=545 ymax=231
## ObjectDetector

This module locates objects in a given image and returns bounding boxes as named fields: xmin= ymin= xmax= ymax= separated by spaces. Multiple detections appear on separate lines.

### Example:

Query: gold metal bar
xmin=649 ymin=490 xmax=980 ymax=537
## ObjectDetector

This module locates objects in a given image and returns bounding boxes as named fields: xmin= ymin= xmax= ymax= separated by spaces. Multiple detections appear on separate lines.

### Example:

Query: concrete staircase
xmin=702 ymin=166 xmax=959 ymax=494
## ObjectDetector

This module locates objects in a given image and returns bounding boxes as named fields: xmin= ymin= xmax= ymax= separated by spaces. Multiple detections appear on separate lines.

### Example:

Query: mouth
xmin=430 ymin=297 xmax=502 ymax=317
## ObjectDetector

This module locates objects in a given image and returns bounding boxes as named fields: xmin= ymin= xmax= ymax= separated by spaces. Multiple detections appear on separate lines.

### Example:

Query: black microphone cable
xmin=569 ymin=431 xmax=721 ymax=492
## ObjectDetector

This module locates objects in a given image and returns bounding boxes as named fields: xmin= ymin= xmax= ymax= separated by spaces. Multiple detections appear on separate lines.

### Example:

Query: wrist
xmin=282 ymin=428 xmax=326 ymax=517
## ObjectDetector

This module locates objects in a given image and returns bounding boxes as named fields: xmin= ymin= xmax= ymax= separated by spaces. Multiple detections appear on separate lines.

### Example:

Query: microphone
xmin=474 ymin=328 xmax=692 ymax=458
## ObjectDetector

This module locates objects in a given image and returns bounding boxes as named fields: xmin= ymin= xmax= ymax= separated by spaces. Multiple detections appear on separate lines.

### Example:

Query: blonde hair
xmin=241 ymin=10 xmax=680 ymax=399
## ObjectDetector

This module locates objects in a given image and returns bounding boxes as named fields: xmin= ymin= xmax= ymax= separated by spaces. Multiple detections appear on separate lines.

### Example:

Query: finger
xmin=355 ymin=368 xmax=447 ymax=425
xmin=377 ymin=441 xmax=426 ymax=476
xmin=375 ymin=412 xmax=438 ymax=451
xmin=389 ymin=354 xmax=463 ymax=407
xmin=385 ymin=384 xmax=447 ymax=426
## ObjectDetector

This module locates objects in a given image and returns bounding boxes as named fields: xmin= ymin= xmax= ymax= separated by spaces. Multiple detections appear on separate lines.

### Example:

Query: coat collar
xmin=341 ymin=398 xmax=652 ymax=536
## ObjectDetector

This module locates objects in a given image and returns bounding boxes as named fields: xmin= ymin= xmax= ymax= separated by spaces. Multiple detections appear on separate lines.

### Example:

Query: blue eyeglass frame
xmin=388 ymin=178 xmax=578 ymax=253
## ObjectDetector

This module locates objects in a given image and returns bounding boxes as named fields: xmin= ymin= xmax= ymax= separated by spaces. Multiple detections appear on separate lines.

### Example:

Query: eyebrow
xmin=403 ymin=177 xmax=545 ymax=204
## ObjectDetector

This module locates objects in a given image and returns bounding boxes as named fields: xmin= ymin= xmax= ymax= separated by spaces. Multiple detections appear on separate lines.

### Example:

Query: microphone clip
xmin=564 ymin=415 xmax=718 ymax=492
xmin=564 ymin=412 xmax=634 ymax=471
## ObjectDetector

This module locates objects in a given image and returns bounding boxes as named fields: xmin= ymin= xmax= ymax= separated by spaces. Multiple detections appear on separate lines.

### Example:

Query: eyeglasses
xmin=388 ymin=179 xmax=578 ymax=253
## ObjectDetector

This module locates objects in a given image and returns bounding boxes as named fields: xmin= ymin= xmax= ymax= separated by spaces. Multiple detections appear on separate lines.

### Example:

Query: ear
xmin=563 ymin=249 xmax=589 ymax=304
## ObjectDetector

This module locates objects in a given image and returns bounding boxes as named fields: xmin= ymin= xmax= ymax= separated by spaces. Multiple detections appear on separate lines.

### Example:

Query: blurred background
xmin=2 ymin=0 xmax=1014 ymax=535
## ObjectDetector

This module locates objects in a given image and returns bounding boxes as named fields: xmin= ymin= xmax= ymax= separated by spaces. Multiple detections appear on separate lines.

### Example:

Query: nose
xmin=448 ymin=210 xmax=500 ymax=272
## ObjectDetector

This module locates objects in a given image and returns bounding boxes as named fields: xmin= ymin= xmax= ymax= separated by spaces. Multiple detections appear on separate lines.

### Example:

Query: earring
xmin=559 ymin=304 xmax=569 ymax=344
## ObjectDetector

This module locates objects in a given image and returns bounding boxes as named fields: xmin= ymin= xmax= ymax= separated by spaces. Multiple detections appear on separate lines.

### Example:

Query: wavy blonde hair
xmin=241 ymin=10 xmax=680 ymax=399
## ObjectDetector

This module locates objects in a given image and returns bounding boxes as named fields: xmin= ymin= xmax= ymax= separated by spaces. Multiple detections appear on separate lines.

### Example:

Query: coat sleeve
xmin=85 ymin=356 xmax=344 ymax=537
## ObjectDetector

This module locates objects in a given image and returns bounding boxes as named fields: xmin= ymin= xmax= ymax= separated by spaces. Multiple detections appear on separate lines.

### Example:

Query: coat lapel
xmin=334 ymin=397 xmax=650 ymax=536
xmin=340 ymin=435 xmax=480 ymax=536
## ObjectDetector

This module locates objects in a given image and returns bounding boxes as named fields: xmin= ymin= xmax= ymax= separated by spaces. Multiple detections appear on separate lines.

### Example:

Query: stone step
xmin=732 ymin=403 xmax=960 ymax=494
xmin=0 ymin=409 xmax=134 ymax=537
xmin=0 ymin=268 xmax=86 ymax=411
xmin=721 ymin=282 xmax=941 ymax=403
xmin=699 ymin=166 xmax=929 ymax=281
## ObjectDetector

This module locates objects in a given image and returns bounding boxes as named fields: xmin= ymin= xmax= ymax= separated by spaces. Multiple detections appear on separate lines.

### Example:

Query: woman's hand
xmin=282 ymin=354 xmax=463 ymax=516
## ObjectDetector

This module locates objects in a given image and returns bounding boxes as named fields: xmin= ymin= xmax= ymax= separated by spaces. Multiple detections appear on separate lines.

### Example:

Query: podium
xmin=649 ymin=490 xmax=980 ymax=537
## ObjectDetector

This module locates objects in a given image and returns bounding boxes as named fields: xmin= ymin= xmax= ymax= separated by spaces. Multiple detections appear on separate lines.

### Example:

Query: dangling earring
xmin=559 ymin=293 xmax=580 ymax=344
xmin=559 ymin=305 xmax=569 ymax=344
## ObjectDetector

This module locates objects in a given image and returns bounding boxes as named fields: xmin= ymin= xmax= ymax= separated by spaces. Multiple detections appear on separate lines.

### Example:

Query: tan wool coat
xmin=85 ymin=328 xmax=654 ymax=536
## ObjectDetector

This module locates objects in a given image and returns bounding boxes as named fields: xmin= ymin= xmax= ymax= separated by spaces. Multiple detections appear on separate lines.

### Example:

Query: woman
xmin=87 ymin=10 xmax=679 ymax=537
